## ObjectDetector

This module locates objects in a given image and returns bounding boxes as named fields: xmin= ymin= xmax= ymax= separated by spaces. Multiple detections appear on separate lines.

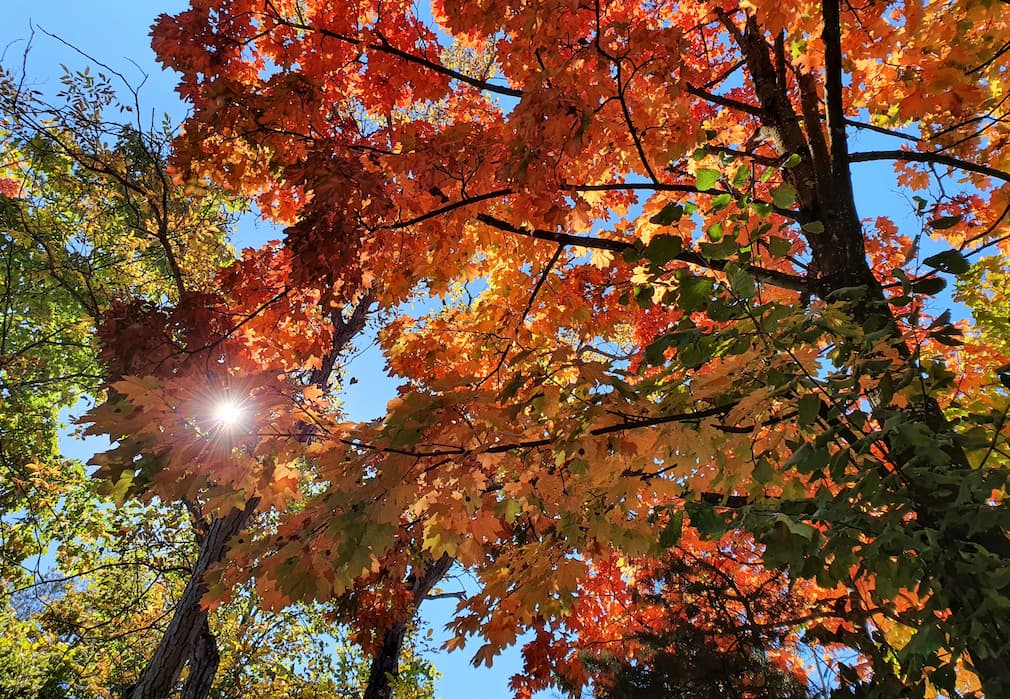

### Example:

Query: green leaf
xmin=768 ymin=236 xmax=792 ymax=257
xmin=645 ymin=234 xmax=683 ymax=265
xmin=695 ymin=168 xmax=721 ymax=191
xmin=649 ymin=202 xmax=684 ymax=226
xmin=782 ymin=153 xmax=803 ymax=168
xmin=106 ymin=471 xmax=136 ymax=506
xmin=802 ymin=220 xmax=825 ymax=234
xmin=676 ymin=334 xmax=715 ymax=368
xmin=772 ymin=514 xmax=816 ymax=541
xmin=621 ymin=244 xmax=643 ymax=263
xmin=771 ymin=183 xmax=797 ymax=208
xmin=503 ymin=500 xmax=523 ymax=523
xmin=725 ymin=263 xmax=755 ymax=299
xmin=699 ymin=238 xmax=736 ymax=260
xmin=903 ymin=623 xmax=945 ymax=659
xmin=752 ymin=458 xmax=774 ymax=483
xmin=710 ymin=193 xmax=733 ymax=213
xmin=928 ymin=214 xmax=962 ymax=230
xmin=686 ymin=501 xmax=725 ymax=538
xmin=678 ymin=276 xmax=713 ymax=311
xmin=787 ymin=442 xmax=829 ymax=475
xmin=798 ymin=394 xmax=821 ymax=428
xmin=828 ymin=447 xmax=851 ymax=480
xmin=659 ymin=510 xmax=684 ymax=548
xmin=922 ymin=249 xmax=970 ymax=275
xmin=634 ymin=284 xmax=655 ymax=308
xmin=644 ymin=336 xmax=673 ymax=365
xmin=731 ymin=164 xmax=750 ymax=188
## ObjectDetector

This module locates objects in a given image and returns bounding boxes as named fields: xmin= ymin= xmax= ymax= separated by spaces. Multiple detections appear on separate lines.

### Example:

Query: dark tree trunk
xmin=124 ymin=503 xmax=254 ymax=699
xmin=362 ymin=620 xmax=410 ymax=699
xmin=180 ymin=617 xmax=220 ymax=699
xmin=362 ymin=554 xmax=454 ymax=699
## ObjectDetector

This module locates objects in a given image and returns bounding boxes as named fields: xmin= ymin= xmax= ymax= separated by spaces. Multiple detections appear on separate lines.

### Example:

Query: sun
xmin=211 ymin=398 xmax=245 ymax=428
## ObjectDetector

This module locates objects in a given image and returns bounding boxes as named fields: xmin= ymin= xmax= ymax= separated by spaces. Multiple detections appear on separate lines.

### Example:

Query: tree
xmin=511 ymin=528 xmax=828 ymax=698
xmin=0 ymin=49 xmax=235 ymax=578
xmin=82 ymin=0 xmax=1010 ymax=696
xmin=0 ymin=57 xmax=438 ymax=698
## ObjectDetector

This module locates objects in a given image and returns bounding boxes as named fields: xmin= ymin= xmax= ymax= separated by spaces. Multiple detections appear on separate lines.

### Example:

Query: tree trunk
xmin=363 ymin=620 xmax=410 ymax=699
xmin=362 ymin=554 xmax=454 ymax=699
xmin=180 ymin=617 xmax=220 ymax=699
xmin=124 ymin=503 xmax=254 ymax=699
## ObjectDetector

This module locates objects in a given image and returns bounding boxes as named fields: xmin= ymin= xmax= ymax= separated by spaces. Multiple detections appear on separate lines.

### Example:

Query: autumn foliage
xmin=55 ymin=0 xmax=1010 ymax=696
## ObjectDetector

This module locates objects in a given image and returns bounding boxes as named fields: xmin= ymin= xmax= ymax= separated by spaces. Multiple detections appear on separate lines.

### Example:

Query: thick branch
xmin=308 ymin=292 xmax=374 ymax=387
xmin=475 ymin=213 xmax=809 ymax=292
xmin=821 ymin=0 xmax=850 ymax=180
xmin=849 ymin=149 xmax=1010 ymax=183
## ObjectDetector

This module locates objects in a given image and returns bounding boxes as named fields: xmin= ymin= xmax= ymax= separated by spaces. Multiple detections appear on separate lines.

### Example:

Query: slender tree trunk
xmin=362 ymin=554 xmax=454 ymax=699
xmin=124 ymin=503 xmax=255 ymax=699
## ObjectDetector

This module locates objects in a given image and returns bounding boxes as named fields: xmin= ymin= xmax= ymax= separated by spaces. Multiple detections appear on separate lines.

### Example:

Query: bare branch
xmin=849 ymin=149 xmax=1010 ymax=183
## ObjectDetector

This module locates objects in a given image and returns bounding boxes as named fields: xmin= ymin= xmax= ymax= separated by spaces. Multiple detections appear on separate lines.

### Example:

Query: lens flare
xmin=211 ymin=399 xmax=245 ymax=428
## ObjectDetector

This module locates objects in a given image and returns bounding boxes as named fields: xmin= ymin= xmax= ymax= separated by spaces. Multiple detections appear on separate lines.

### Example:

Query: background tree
xmin=0 ymin=56 xmax=437 ymax=699
xmin=511 ymin=526 xmax=830 ymax=699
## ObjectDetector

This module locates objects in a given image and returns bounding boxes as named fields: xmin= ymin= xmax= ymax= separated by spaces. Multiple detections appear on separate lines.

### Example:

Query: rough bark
xmin=180 ymin=618 xmax=220 ymax=699
xmin=362 ymin=554 xmax=454 ymax=699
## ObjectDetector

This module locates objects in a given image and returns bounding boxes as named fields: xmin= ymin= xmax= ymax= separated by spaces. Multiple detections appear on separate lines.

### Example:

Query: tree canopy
xmin=6 ymin=0 xmax=1010 ymax=696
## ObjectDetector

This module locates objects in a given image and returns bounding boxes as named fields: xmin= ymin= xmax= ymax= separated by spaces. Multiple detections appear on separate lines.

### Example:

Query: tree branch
xmin=391 ymin=188 xmax=514 ymax=229
xmin=685 ymin=83 xmax=764 ymax=117
xmin=843 ymin=118 xmax=921 ymax=143
xmin=821 ymin=0 xmax=850 ymax=180
xmin=475 ymin=213 xmax=809 ymax=292
xmin=849 ymin=149 xmax=1010 ymax=183
xmin=274 ymin=17 xmax=522 ymax=98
